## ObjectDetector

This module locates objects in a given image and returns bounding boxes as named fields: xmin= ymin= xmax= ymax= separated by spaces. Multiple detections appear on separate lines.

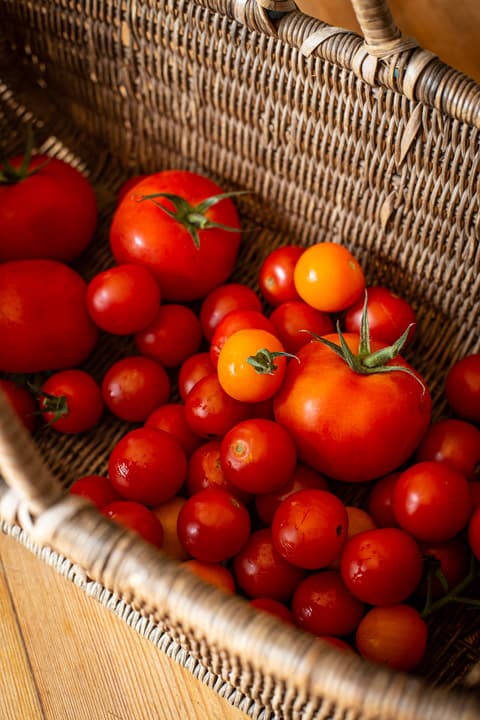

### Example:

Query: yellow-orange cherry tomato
xmin=152 ymin=496 xmax=190 ymax=561
xmin=293 ymin=242 xmax=365 ymax=312
xmin=217 ymin=328 xmax=290 ymax=403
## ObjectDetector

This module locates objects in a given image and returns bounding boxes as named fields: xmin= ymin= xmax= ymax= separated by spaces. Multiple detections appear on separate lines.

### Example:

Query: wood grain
xmin=0 ymin=532 xmax=249 ymax=720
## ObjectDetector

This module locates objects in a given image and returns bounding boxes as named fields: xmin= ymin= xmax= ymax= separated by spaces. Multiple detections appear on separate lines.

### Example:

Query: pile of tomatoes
xmin=1 ymin=149 xmax=480 ymax=674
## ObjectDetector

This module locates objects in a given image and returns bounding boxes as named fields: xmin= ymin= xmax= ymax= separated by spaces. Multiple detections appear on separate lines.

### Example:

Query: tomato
xmin=468 ymin=506 xmax=480 ymax=560
xmin=340 ymin=528 xmax=423 ymax=605
xmin=182 ymin=560 xmax=235 ymax=593
xmin=209 ymin=309 xmax=277 ymax=368
xmin=367 ymin=472 xmax=401 ymax=528
xmin=102 ymin=356 xmax=170 ymax=422
xmin=293 ymin=242 xmax=365 ymax=312
xmin=329 ymin=507 xmax=377 ymax=570
xmin=86 ymin=263 xmax=161 ymax=335
xmin=445 ymin=354 xmax=480 ymax=423
xmin=272 ymin=489 xmax=348 ymax=570
xmin=135 ymin=304 xmax=202 ymax=368
xmin=274 ymin=332 xmax=431 ymax=483
xmin=318 ymin=637 xmax=355 ymax=652
xmin=217 ymin=328 xmax=291 ymax=403
xmin=184 ymin=374 xmax=251 ymax=439
xmin=470 ymin=481 xmax=480 ymax=508
xmin=186 ymin=439 xmax=251 ymax=503
xmin=291 ymin=571 xmax=364 ymax=637
xmin=232 ymin=528 xmax=305 ymax=601
xmin=39 ymin=369 xmax=104 ymax=434
xmin=415 ymin=418 xmax=480 ymax=480
xmin=221 ymin=418 xmax=297 ymax=495
xmin=152 ymin=496 xmax=190 ymax=561
xmin=110 ymin=170 xmax=242 ymax=301
xmin=199 ymin=283 xmax=263 ymax=342
xmin=392 ymin=461 xmax=472 ymax=542
xmin=249 ymin=597 xmax=294 ymax=624
xmin=0 ymin=379 xmax=36 ymax=432
xmin=177 ymin=488 xmax=251 ymax=562
xmin=145 ymin=403 xmax=202 ymax=457
xmin=255 ymin=463 xmax=328 ymax=526
xmin=344 ymin=286 xmax=416 ymax=347
xmin=258 ymin=245 xmax=304 ymax=306
xmin=0 ymin=260 xmax=98 ymax=373
xmin=178 ymin=352 xmax=216 ymax=401
xmin=0 ymin=154 xmax=96 ymax=262
xmin=269 ymin=301 xmax=334 ymax=354
xmin=108 ymin=427 xmax=187 ymax=506
xmin=116 ymin=175 xmax=148 ymax=205
xmin=102 ymin=500 xmax=164 ymax=549
xmin=355 ymin=605 xmax=427 ymax=671
xmin=419 ymin=539 xmax=469 ymax=598
xmin=69 ymin=475 xmax=122 ymax=509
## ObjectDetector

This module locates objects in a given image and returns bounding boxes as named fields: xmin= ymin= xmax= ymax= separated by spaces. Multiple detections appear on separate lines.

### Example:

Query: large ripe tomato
xmin=110 ymin=170 xmax=242 ymax=301
xmin=0 ymin=154 xmax=97 ymax=262
xmin=274 ymin=332 xmax=431 ymax=482
xmin=0 ymin=260 xmax=99 ymax=373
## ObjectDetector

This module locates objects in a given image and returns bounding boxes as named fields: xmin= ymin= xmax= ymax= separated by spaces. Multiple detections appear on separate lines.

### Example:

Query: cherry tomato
xmin=152 ymin=496 xmax=190 ymax=561
xmin=145 ymin=403 xmax=203 ymax=457
xmin=445 ymin=354 xmax=480 ymax=423
xmin=344 ymin=286 xmax=416 ymax=347
xmin=209 ymin=309 xmax=277 ymax=368
xmin=0 ymin=260 xmax=98 ymax=373
xmin=69 ymin=475 xmax=122 ymax=509
xmin=177 ymin=488 xmax=251 ymax=562
xmin=355 ymin=605 xmax=427 ymax=671
xmin=39 ymin=370 xmax=104 ymax=434
xmin=0 ymin=154 xmax=96 ymax=262
xmin=0 ymin=378 xmax=36 ymax=432
xmin=470 ymin=481 xmax=480 ymax=508
xmin=182 ymin=559 xmax=235 ymax=593
xmin=415 ymin=419 xmax=480 ymax=480
xmin=186 ymin=439 xmax=251 ymax=503
xmin=272 ymin=489 xmax=348 ymax=570
xmin=269 ymin=301 xmax=334 ymax=354
xmin=329 ymin=507 xmax=378 ymax=570
xmin=291 ymin=570 xmax=364 ymax=637
xmin=108 ymin=427 xmax=187 ymax=506
xmin=232 ymin=528 xmax=305 ymax=601
xmin=86 ymin=263 xmax=161 ymax=335
xmin=419 ymin=539 xmax=469 ymax=598
xmin=110 ymin=170 xmax=242 ymax=301
xmin=217 ymin=328 xmax=290 ymax=403
xmin=468 ymin=506 xmax=480 ymax=560
xmin=249 ymin=597 xmax=294 ymax=624
xmin=318 ymin=637 xmax=355 ymax=652
xmin=102 ymin=500 xmax=164 ymax=549
xmin=199 ymin=283 xmax=263 ymax=342
xmin=367 ymin=472 xmax=401 ymax=528
xmin=293 ymin=242 xmax=365 ymax=312
xmin=135 ymin=304 xmax=202 ymax=368
xmin=255 ymin=463 xmax=328 ymax=526
xmin=392 ymin=461 xmax=472 ymax=542
xmin=340 ymin=528 xmax=423 ymax=605
xmin=258 ymin=245 xmax=304 ymax=306
xmin=178 ymin=352 xmax=216 ymax=401
xmin=184 ymin=374 xmax=251 ymax=439
xmin=221 ymin=418 xmax=297 ymax=495
xmin=102 ymin=356 xmax=170 ymax=422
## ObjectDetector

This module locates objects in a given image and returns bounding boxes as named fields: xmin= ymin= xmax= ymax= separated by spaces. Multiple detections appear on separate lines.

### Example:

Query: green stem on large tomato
xmin=0 ymin=126 xmax=50 ymax=185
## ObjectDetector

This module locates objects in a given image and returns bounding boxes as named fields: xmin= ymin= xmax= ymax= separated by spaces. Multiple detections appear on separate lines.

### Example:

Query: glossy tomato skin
xmin=69 ymin=475 xmax=122 ymax=509
xmin=249 ymin=597 xmax=294 ymax=624
xmin=102 ymin=356 xmax=171 ymax=423
xmin=274 ymin=333 xmax=432 ymax=482
xmin=355 ymin=605 xmax=427 ymax=671
xmin=110 ymin=171 xmax=241 ymax=301
xmin=258 ymin=245 xmax=304 ymax=306
xmin=116 ymin=175 xmax=148 ymax=205
xmin=209 ymin=309 xmax=277 ymax=368
xmin=416 ymin=418 xmax=480 ymax=480
xmin=182 ymin=559 xmax=236 ymax=593
xmin=344 ymin=286 xmax=416 ymax=347
xmin=367 ymin=472 xmax=401 ymax=528
xmin=152 ymin=496 xmax=190 ymax=561
xmin=419 ymin=539 xmax=469 ymax=598
xmin=102 ymin=500 xmax=164 ymax=549
xmin=255 ymin=463 xmax=328 ymax=526
xmin=0 ymin=155 xmax=96 ymax=262
xmin=186 ymin=439 xmax=251 ymax=503
xmin=199 ymin=283 xmax=262 ymax=342
xmin=39 ymin=369 xmax=104 ymax=433
xmin=145 ymin=403 xmax=203 ymax=457
xmin=269 ymin=301 xmax=334 ymax=354
xmin=184 ymin=374 xmax=251 ymax=439
xmin=135 ymin=304 xmax=202 ymax=368
xmin=178 ymin=352 xmax=216 ymax=401
xmin=0 ymin=260 xmax=99 ymax=373
xmin=445 ymin=354 xmax=480 ymax=423
xmin=0 ymin=379 xmax=37 ymax=432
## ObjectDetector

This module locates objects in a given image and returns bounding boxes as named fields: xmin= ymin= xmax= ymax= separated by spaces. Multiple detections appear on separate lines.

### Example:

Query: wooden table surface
xmin=0 ymin=531 xmax=249 ymax=720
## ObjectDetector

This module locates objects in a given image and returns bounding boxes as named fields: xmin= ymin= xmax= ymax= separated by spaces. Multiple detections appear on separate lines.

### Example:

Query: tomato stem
xmin=247 ymin=348 xmax=299 ymax=375
xmin=421 ymin=552 xmax=480 ymax=618
xmin=0 ymin=126 xmax=50 ymax=185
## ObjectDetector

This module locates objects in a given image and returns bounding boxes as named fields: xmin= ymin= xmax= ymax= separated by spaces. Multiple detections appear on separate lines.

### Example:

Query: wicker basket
xmin=1 ymin=0 xmax=480 ymax=717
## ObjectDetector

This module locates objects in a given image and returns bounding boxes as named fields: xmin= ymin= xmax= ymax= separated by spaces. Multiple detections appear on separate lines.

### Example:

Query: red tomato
xmin=135 ymin=304 xmax=202 ymax=368
xmin=86 ymin=263 xmax=161 ymax=335
xmin=116 ymin=175 xmax=148 ymax=205
xmin=184 ymin=374 xmax=251 ymax=439
xmin=199 ymin=283 xmax=262 ymax=342
xmin=329 ymin=507 xmax=378 ymax=570
xmin=255 ymin=463 xmax=329 ymax=526
xmin=102 ymin=356 xmax=170 ymax=422
xmin=221 ymin=418 xmax=297 ymax=495
xmin=269 ymin=301 xmax=334 ymax=354
xmin=355 ymin=605 xmax=427 ymax=671
xmin=468 ymin=506 xmax=480 ymax=560
xmin=145 ymin=403 xmax=202 ymax=457
xmin=177 ymin=488 xmax=251 ymax=562
xmin=209 ymin=309 xmax=277 ymax=368
xmin=291 ymin=571 xmax=364 ymax=637
xmin=272 ymin=489 xmax=348 ymax=570
xmin=274 ymin=333 xmax=431 ymax=482
xmin=69 ymin=475 xmax=122 ymax=509
xmin=178 ymin=352 xmax=216 ymax=401
xmin=470 ymin=481 xmax=480 ymax=508
xmin=108 ymin=427 xmax=187 ymax=506
xmin=0 ymin=260 xmax=98 ymax=373
xmin=392 ymin=461 xmax=472 ymax=542
xmin=367 ymin=472 xmax=401 ymax=528
xmin=0 ymin=379 xmax=37 ymax=432
xmin=249 ymin=597 xmax=294 ymax=624
xmin=232 ymin=528 xmax=305 ymax=601
xmin=415 ymin=418 xmax=480 ymax=480
xmin=445 ymin=354 xmax=480 ymax=423
xmin=186 ymin=439 xmax=251 ymax=503
xmin=419 ymin=539 xmax=469 ymax=598
xmin=110 ymin=170 xmax=242 ymax=301
xmin=39 ymin=370 xmax=104 ymax=434
xmin=102 ymin=500 xmax=164 ymax=549
xmin=258 ymin=245 xmax=304 ymax=306
xmin=0 ymin=154 xmax=96 ymax=262
xmin=182 ymin=559 xmax=236 ymax=593
xmin=344 ymin=286 xmax=416 ymax=347
xmin=340 ymin=528 xmax=423 ymax=605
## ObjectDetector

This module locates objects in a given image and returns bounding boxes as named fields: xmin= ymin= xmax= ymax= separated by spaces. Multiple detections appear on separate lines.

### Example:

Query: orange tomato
xmin=182 ymin=559 xmax=236 ymax=593
xmin=152 ymin=496 xmax=190 ymax=561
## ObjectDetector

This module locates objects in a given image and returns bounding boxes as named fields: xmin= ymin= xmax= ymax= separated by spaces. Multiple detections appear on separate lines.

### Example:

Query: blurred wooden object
xmin=297 ymin=0 xmax=480 ymax=83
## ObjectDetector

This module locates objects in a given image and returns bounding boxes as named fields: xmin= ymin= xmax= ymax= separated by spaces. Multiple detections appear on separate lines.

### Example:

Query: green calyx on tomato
xmin=0 ymin=127 xmax=49 ymax=185
xmin=247 ymin=348 xmax=299 ymax=375
xmin=137 ymin=190 xmax=249 ymax=248
xmin=32 ymin=387 xmax=69 ymax=424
